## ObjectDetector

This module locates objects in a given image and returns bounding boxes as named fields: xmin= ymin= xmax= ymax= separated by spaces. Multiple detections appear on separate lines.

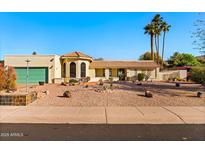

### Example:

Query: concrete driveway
xmin=1 ymin=106 xmax=205 ymax=124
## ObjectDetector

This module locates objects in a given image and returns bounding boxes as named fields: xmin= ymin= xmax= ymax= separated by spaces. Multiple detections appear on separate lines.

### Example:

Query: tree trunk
xmin=151 ymin=34 xmax=154 ymax=60
xmin=161 ymin=31 xmax=166 ymax=69
xmin=154 ymin=35 xmax=158 ymax=62
xmin=156 ymin=35 xmax=160 ymax=64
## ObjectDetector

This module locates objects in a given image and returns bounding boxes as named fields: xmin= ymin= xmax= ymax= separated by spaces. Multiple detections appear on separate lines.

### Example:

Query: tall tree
xmin=160 ymin=21 xmax=171 ymax=68
xmin=169 ymin=52 xmax=201 ymax=66
xmin=192 ymin=14 xmax=205 ymax=54
xmin=144 ymin=23 xmax=155 ymax=60
xmin=139 ymin=51 xmax=163 ymax=64
xmin=144 ymin=14 xmax=171 ymax=66
xmin=152 ymin=14 xmax=163 ymax=64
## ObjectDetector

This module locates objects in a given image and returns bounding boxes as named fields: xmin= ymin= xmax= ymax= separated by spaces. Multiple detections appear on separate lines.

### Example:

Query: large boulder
xmin=63 ymin=90 xmax=72 ymax=98
xmin=145 ymin=90 xmax=153 ymax=98
xmin=197 ymin=92 xmax=202 ymax=98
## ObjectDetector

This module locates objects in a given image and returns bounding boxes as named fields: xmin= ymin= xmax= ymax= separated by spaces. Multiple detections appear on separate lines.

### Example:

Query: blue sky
xmin=0 ymin=12 xmax=204 ymax=60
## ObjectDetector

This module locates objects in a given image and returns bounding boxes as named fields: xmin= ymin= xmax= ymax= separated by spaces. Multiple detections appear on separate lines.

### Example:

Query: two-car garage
xmin=15 ymin=67 xmax=48 ymax=84
xmin=4 ymin=54 xmax=62 ymax=84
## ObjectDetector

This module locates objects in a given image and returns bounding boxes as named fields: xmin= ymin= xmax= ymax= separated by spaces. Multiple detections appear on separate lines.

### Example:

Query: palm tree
xmin=152 ymin=14 xmax=163 ymax=64
xmin=160 ymin=21 xmax=171 ymax=68
xmin=144 ymin=23 xmax=155 ymax=60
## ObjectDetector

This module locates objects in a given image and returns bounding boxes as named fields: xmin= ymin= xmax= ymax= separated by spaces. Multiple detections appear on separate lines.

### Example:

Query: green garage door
xmin=15 ymin=67 xmax=48 ymax=84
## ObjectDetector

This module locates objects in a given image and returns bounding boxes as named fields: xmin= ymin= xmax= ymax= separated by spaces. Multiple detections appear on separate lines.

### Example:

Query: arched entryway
xmin=81 ymin=62 xmax=86 ymax=77
xmin=70 ymin=62 xmax=76 ymax=78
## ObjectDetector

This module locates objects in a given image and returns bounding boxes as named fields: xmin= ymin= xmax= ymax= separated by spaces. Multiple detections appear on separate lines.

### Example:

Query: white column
xmin=76 ymin=61 xmax=81 ymax=78
xmin=155 ymin=67 xmax=159 ymax=79
xmin=105 ymin=68 xmax=109 ymax=79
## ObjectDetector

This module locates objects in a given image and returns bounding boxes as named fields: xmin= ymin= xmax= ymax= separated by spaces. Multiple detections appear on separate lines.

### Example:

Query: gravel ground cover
xmin=18 ymin=81 xmax=205 ymax=106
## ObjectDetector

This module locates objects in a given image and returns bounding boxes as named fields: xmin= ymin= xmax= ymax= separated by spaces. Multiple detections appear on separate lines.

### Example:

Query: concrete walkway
xmin=0 ymin=106 xmax=205 ymax=124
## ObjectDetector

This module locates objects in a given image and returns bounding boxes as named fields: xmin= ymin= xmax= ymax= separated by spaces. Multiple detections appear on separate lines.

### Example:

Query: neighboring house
xmin=4 ymin=51 xmax=160 ymax=84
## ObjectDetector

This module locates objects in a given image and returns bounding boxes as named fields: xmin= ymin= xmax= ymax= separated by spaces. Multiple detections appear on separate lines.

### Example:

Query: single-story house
xmin=4 ymin=51 xmax=160 ymax=84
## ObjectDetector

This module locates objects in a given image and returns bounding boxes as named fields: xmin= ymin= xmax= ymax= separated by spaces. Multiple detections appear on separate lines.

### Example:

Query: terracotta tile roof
xmin=89 ymin=60 xmax=159 ymax=69
xmin=62 ymin=51 xmax=92 ymax=59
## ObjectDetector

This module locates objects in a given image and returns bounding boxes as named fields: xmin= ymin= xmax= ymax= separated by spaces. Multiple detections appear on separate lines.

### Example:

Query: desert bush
xmin=98 ymin=79 xmax=104 ymax=86
xmin=109 ymin=77 xmax=113 ymax=82
xmin=61 ymin=82 xmax=67 ymax=86
xmin=109 ymin=77 xmax=113 ymax=87
xmin=126 ymin=77 xmax=131 ymax=81
xmin=85 ymin=76 xmax=91 ymax=82
xmin=63 ymin=90 xmax=71 ymax=98
xmin=175 ymin=76 xmax=185 ymax=82
xmin=5 ymin=66 xmax=17 ymax=91
xmin=137 ymin=73 xmax=145 ymax=81
xmin=0 ymin=64 xmax=6 ymax=91
xmin=64 ymin=77 xmax=69 ymax=83
xmin=131 ymin=75 xmax=138 ymax=83
xmin=190 ymin=67 xmax=205 ymax=84
xmin=0 ymin=65 xmax=17 ymax=91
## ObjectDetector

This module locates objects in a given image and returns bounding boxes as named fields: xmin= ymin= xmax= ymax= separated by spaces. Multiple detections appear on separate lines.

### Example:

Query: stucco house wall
xmin=63 ymin=59 xmax=90 ymax=78
xmin=4 ymin=52 xmax=161 ymax=83
xmin=4 ymin=55 xmax=61 ymax=83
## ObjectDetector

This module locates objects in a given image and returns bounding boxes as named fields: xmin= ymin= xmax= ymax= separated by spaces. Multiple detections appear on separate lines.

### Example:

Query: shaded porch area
xmin=94 ymin=68 xmax=126 ymax=81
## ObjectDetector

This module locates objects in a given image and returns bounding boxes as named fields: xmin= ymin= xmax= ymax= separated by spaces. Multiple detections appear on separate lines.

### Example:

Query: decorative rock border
xmin=0 ymin=91 xmax=37 ymax=106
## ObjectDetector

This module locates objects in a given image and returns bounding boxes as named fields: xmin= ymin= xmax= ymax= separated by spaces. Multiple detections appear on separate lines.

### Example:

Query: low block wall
xmin=158 ymin=70 xmax=187 ymax=81
xmin=0 ymin=91 xmax=37 ymax=106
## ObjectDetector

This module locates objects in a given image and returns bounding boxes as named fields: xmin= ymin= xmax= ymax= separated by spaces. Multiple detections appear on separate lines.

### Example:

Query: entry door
xmin=117 ymin=69 xmax=125 ymax=80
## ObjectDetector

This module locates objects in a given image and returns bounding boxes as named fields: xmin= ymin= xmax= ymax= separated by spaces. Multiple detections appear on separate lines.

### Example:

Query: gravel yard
xmin=21 ymin=82 xmax=205 ymax=106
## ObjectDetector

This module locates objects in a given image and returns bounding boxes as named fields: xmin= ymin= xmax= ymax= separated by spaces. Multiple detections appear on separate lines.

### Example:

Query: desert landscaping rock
xmin=25 ymin=82 xmax=205 ymax=107
xmin=145 ymin=90 xmax=153 ymax=98
xmin=197 ymin=92 xmax=203 ymax=98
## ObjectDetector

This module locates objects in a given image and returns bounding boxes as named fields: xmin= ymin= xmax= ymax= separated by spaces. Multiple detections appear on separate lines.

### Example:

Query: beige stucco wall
xmin=158 ymin=69 xmax=187 ymax=81
xmin=126 ymin=68 xmax=156 ymax=79
xmin=4 ymin=55 xmax=61 ymax=83
xmin=127 ymin=69 xmax=137 ymax=77
xmin=54 ymin=55 xmax=61 ymax=79
xmin=63 ymin=59 xmax=90 ymax=79
xmin=89 ymin=69 xmax=95 ymax=78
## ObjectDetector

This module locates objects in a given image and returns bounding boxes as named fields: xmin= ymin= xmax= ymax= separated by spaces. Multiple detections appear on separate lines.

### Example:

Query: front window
xmin=81 ymin=62 xmax=86 ymax=77
xmin=95 ymin=69 xmax=105 ymax=77
xmin=70 ymin=62 xmax=76 ymax=78
xmin=109 ymin=69 xmax=112 ymax=77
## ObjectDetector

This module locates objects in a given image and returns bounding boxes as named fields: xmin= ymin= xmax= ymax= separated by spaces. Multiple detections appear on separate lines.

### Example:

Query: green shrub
xmin=190 ymin=67 xmax=205 ymax=84
xmin=137 ymin=73 xmax=145 ymax=81
xmin=109 ymin=77 xmax=113 ymax=82
xmin=69 ymin=79 xmax=78 ymax=83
